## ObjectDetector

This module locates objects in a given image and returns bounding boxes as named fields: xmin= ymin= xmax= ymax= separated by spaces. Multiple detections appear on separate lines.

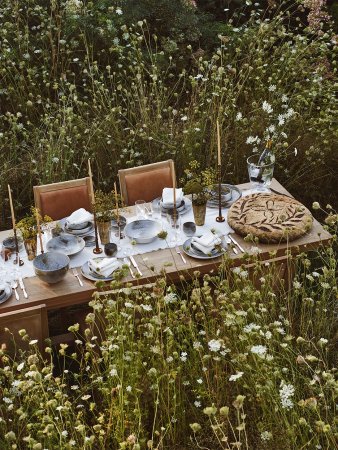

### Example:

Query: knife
xmin=228 ymin=234 xmax=245 ymax=253
xmin=226 ymin=237 xmax=238 ymax=255
xmin=18 ymin=277 xmax=28 ymax=299
xmin=129 ymin=255 xmax=142 ymax=276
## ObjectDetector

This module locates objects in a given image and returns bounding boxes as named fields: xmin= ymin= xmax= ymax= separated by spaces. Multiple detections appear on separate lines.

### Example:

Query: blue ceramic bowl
xmin=33 ymin=252 xmax=70 ymax=284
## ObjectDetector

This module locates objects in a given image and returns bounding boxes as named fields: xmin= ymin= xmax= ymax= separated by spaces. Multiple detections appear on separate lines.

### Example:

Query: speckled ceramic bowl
xmin=33 ymin=252 xmax=70 ymax=284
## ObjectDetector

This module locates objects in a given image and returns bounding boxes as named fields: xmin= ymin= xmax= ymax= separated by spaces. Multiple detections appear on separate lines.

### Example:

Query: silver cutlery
xmin=175 ymin=246 xmax=186 ymax=264
xmin=123 ymin=258 xmax=135 ymax=278
xmin=226 ymin=237 xmax=238 ymax=255
xmin=129 ymin=255 xmax=142 ymax=276
xmin=18 ymin=277 xmax=28 ymax=298
xmin=228 ymin=234 xmax=245 ymax=253
xmin=11 ymin=280 xmax=19 ymax=301
xmin=72 ymin=268 xmax=83 ymax=286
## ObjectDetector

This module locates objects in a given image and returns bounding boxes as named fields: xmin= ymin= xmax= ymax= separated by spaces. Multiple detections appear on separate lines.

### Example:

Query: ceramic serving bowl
xmin=46 ymin=234 xmax=85 ymax=256
xmin=33 ymin=252 xmax=70 ymax=284
xmin=125 ymin=219 xmax=161 ymax=244
xmin=66 ymin=220 xmax=90 ymax=230
xmin=2 ymin=236 xmax=24 ymax=252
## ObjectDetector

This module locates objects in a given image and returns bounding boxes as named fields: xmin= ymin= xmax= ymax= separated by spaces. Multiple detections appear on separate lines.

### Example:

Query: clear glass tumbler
xmin=135 ymin=200 xmax=146 ymax=218
xmin=247 ymin=154 xmax=275 ymax=191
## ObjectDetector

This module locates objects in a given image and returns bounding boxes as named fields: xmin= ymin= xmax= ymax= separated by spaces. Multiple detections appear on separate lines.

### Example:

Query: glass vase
xmin=24 ymin=237 xmax=37 ymax=261
xmin=97 ymin=221 xmax=111 ymax=245
xmin=192 ymin=203 xmax=207 ymax=226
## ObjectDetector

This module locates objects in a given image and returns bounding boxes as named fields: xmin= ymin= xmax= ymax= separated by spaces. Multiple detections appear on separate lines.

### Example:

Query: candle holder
xmin=13 ymin=228 xmax=24 ymax=266
xmin=92 ymin=212 xmax=103 ymax=254
xmin=216 ymin=164 xmax=225 ymax=223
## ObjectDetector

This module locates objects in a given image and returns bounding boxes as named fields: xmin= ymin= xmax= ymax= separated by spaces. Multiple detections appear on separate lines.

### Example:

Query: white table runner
xmin=1 ymin=190 xmax=254 ymax=280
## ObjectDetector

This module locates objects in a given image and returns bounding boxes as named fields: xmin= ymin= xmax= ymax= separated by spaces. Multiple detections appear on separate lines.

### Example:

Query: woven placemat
xmin=227 ymin=193 xmax=313 ymax=243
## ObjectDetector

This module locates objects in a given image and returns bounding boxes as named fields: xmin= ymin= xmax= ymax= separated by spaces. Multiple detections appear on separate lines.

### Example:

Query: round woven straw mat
xmin=227 ymin=193 xmax=313 ymax=243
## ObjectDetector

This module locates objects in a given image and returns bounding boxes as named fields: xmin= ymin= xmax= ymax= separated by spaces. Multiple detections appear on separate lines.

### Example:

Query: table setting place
xmin=0 ymin=125 xmax=315 ymax=303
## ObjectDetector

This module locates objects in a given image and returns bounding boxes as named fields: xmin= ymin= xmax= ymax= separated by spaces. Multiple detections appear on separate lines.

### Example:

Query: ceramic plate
xmin=182 ymin=237 xmax=226 ymax=260
xmin=64 ymin=222 xmax=94 ymax=236
xmin=125 ymin=219 xmax=162 ymax=244
xmin=0 ymin=284 xmax=13 ymax=305
xmin=46 ymin=234 xmax=85 ymax=256
xmin=207 ymin=184 xmax=242 ymax=208
xmin=81 ymin=257 xmax=123 ymax=282
xmin=152 ymin=196 xmax=192 ymax=216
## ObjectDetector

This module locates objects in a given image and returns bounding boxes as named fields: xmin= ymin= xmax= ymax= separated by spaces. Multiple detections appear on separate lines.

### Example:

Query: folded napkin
xmin=191 ymin=231 xmax=222 ymax=255
xmin=66 ymin=208 xmax=93 ymax=226
xmin=88 ymin=258 xmax=120 ymax=278
xmin=162 ymin=188 xmax=184 ymax=208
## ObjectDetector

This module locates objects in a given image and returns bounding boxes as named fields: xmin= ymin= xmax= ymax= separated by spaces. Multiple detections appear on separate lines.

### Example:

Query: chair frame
xmin=118 ymin=160 xmax=174 ymax=206
xmin=0 ymin=304 xmax=49 ymax=354
xmin=33 ymin=177 xmax=93 ymax=217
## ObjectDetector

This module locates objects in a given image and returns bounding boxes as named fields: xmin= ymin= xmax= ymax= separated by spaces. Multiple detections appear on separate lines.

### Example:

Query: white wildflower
xmin=29 ymin=339 xmax=38 ymax=345
xmin=262 ymin=101 xmax=273 ymax=113
xmin=197 ymin=378 xmax=203 ymax=384
xmin=235 ymin=112 xmax=243 ymax=121
xmin=229 ymin=371 xmax=244 ymax=382
xmin=180 ymin=352 xmax=188 ymax=362
xmin=208 ymin=339 xmax=222 ymax=353
xmin=261 ymin=431 xmax=272 ymax=441
xmin=126 ymin=386 xmax=132 ymax=392
xmin=17 ymin=362 xmax=24 ymax=371
xmin=194 ymin=400 xmax=201 ymax=407
xmin=279 ymin=381 xmax=295 ymax=410
xmin=193 ymin=341 xmax=202 ymax=350
xmin=61 ymin=430 xmax=68 ymax=438
xmin=277 ymin=114 xmax=285 ymax=126
xmin=268 ymin=84 xmax=276 ymax=92
xmin=243 ymin=323 xmax=261 ymax=333
xmin=116 ymin=8 xmax=123 ymax=15
xmin=250 ymin=345 xmax=267 ymax=357
xmin=181 ymin=115 xmax=188 ymax=121
xmin=140 ymin=304 xmax=152 ymax=312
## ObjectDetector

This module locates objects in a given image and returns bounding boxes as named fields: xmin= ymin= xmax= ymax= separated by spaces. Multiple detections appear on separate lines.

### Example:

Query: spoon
xmin=11 ymin=280 xmax=19 ymax=301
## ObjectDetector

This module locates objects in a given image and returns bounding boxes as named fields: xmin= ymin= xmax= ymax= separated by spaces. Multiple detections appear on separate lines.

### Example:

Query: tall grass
xmin=0 ymin=1 xmax=337 ymax=225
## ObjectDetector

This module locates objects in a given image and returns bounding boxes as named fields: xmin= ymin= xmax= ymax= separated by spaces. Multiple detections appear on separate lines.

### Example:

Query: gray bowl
xmin=46 ymin=234 xmax=85 ymax=256
xmin=2 ymin=236 xmax=24 ymax=252
xmin=183 ymin=221 xmax=196 ymax=237
xmin=125 ymin=219 xmax=161 ymax=244
xmin=66 ymin=220 xmax=90 ymax=230
xmin=33 ymin=252 xmax=70 ymax=284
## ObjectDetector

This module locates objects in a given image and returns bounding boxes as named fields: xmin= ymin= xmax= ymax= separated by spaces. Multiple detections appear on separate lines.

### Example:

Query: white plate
xmin=152 ymin=196 xmax=192 ymax=216
xmin=81 ymin=257 xmax=123 ymax=282
xmin=182 ymin=237 xmax=226 ymax=260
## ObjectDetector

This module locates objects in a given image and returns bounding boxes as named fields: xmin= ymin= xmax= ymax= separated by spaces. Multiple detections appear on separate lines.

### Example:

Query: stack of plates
xmin=152 ymin=196 xmax=192 ymax=216
xmin=65 ymin=221 xmax=94 ymax=236
xmin=0 ymin=284 xmax=12 ymax=305
xmin=182 ymin=237 xmax=226 ymax=260
xmin=81 ymin=257 xmax=122 ymax=282
xmin=207 ymin=184 xmax=242 ymax=208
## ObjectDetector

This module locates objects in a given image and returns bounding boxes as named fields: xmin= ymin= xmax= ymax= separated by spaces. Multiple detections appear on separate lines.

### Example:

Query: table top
xmin=0 ymin=179 xmax=332 ymax=314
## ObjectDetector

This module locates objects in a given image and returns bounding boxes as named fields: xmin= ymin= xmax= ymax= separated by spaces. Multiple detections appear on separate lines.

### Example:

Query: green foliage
xmin=0 ymin=229 xmax=337 ymax=448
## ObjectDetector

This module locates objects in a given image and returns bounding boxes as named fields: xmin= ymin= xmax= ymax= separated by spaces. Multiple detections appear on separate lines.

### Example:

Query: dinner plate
xmin=64 ymin=222 xmax=94 ymax=236
xmin=152 ymin=196 xmax=192 ymax=216
xmin=125 ymin=219 xmax=162 ymax=244
xmin=207 ymin=184 xmax=242 ymax=208
xmin=81 ymin=257 xmax=123 ymax=282
xmin=46 ymin=234 xmax=85 ymax=256
xmin=182 ymin=237 xmax=226 ymax=260
xmin=0 ymin=284 xmax=13 ymax=305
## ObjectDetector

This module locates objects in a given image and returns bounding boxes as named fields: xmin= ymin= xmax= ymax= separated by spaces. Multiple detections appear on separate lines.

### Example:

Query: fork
xmin=123 ymin=258 xmax=135 ymax=278
xmin=175 ymin=246 xmax=186 ymax=264
xmin=72 ymin=268 xmax=83 ymax=286
xmin=11 ymin=280 xmax=20 ymax=301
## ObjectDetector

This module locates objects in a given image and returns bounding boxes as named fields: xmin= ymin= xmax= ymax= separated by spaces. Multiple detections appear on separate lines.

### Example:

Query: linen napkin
xmin=66 ymin=208 xmax=93 ymax=226
xmin=191 ymin=231 xmax=222 ymax=255
xmin=161 ymin=188 xmax=184 ymax=208
xmin=88 ymin=258 xmax=120 ymax=278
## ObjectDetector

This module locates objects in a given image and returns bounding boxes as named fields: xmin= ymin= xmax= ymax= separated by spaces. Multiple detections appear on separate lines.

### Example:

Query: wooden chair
xmin=118 ymin=160 xmax=175 ymax=206
xmin=0 ymin=304 xmax=49 ymax=355
xmin=33 ymin=178 xmax=92 ymax=220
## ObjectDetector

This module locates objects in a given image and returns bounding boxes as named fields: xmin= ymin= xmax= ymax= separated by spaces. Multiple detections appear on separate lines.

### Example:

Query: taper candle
xmin=7 ymin=184 xmax=16 ymax=230
xmin=114 ymin=182 xmax=120 ymax=223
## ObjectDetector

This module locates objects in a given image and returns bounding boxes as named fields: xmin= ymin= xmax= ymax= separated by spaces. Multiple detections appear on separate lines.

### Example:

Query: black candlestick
xmin=216 ymin=164 xmax=225 ymax=223
xmin=92 ymin=211 xmax=103 ymax=254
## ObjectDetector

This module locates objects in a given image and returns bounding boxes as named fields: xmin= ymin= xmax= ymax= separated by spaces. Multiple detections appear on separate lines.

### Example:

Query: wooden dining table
xmin=0 ymin=179 xmax=332 ymax=318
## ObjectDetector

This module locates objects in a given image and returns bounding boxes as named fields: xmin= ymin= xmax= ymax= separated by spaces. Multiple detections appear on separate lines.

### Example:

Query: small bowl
xmin=104 ymin=243 xmax=118 ymax=257
xmin=183 ymin=221 xmax=196 ymax=237
xmin=33 ymin=252 xmax=70 ymax=284
xmin=125 ymin=219 xmax=162 ymax=244
xmin=2 ymin=236 xmax=23 ymax=252
xmin=66 ymin=221 xmax=90 ymax=230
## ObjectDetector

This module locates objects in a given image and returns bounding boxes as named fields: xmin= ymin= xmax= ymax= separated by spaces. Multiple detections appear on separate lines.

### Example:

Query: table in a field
xmin=0 ymin=179 xmax=332 ymax=317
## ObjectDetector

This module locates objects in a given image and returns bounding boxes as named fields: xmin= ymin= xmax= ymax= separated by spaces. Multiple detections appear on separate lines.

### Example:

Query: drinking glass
xmin=247 ymin=154 xmax=274 ymax=191
xmin=135 ymin=200 xmax=146 ymax=218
